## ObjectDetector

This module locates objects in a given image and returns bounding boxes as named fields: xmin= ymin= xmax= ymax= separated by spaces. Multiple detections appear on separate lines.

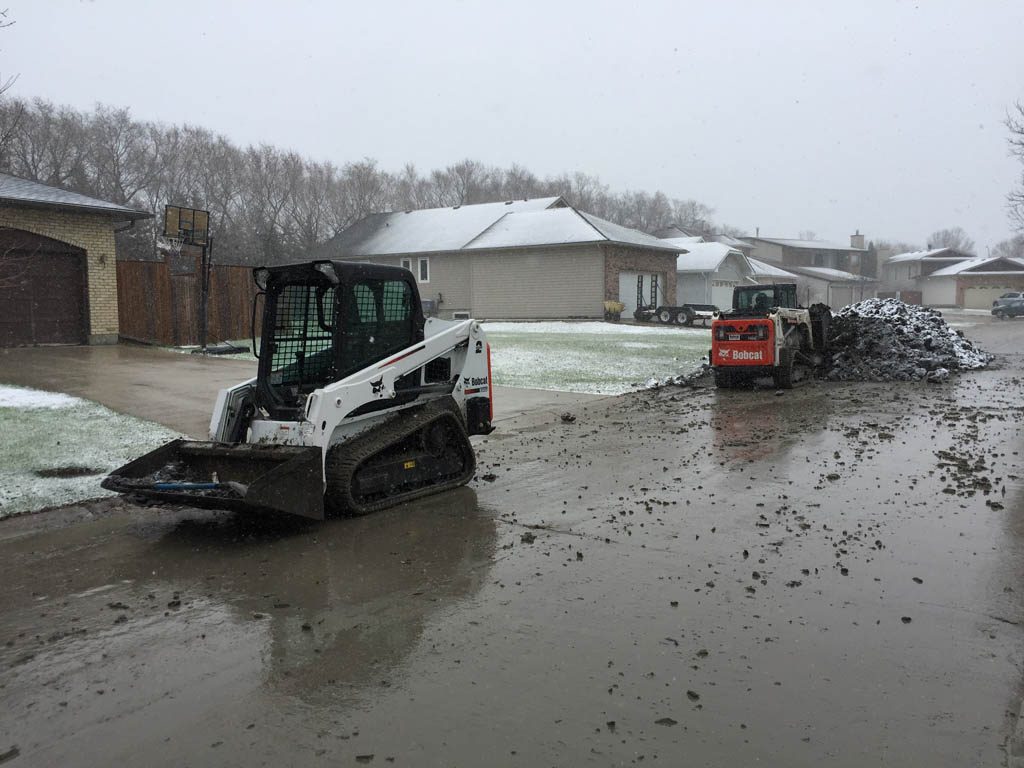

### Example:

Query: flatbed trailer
xmin=634 ymin=303 xmax=718 ymax=327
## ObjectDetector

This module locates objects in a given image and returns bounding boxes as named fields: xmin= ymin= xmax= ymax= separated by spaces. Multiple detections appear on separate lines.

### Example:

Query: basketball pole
xmin=199 ymin=236 xmax=212 ymax=353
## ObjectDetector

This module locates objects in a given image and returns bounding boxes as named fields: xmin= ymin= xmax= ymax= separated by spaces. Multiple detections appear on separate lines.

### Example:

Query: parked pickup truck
xmin=634 ymin=302 xmax=718 ymax=327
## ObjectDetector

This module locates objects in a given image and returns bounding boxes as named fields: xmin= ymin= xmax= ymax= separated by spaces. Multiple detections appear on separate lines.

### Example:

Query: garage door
xmin=0 ymin=230 xmax=87 ymax=346
xmin=618 ymin=271 xmax=665 ymax=315
xmin=710 ymin=281 xmax=737 ymax=310
xmin=829 ymin=286 xmax=855 ymax=309
xmin=962 ymin=286 xmax=1014 ymax=310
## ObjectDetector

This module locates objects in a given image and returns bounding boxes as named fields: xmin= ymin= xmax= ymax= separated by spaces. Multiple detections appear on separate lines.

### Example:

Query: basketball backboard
xmin=164 ymin=205 xmax=210 ymax=246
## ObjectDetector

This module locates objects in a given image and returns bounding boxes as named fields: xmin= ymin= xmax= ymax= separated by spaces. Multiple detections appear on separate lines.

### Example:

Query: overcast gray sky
xmin=5 ymin=0 xmax=1024 ymax=249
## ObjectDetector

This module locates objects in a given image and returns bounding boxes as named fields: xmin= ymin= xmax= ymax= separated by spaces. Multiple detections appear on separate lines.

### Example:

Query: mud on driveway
xmin=1 ymin=323 xmax=1023 ymax=767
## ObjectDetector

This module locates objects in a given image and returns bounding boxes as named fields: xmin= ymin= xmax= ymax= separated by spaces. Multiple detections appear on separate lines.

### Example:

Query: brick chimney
xmin=850 ymin=230 xmax=865 ymax=249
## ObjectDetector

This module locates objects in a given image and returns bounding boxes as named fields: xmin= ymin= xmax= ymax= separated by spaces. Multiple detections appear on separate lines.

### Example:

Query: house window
xmin=813 ymin=252 xmax=826 ymax=267
xmin=418 ymin=257 xmax=429 ymax=283
xmin=400 ymin=258 xmax=412 ymax=273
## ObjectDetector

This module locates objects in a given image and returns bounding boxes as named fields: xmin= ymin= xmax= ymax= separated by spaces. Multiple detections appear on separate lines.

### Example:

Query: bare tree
xmin=1009 ymin=101 xmax=1024 ymax=233
xmin=87 ymin=105 xmax=162 ymax=205
xmin=0 ymin=97 xmax=738 ymax=265
xmin=926 ymin=226 xmax=975 ymax=254
xmin=992 ymin=234 xmax=1024 ymax=260
xmin=338 ymin=158 xmax=392 ymax=226
xmin=672 ymin=199 xmax=715 ymax=233
xmin=0 ymin=9 xmax=17 ymax=99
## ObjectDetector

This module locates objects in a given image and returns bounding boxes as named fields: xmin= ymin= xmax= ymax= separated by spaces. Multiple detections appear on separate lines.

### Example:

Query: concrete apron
xmin=0 ymin=343 xmax=604 ymax=438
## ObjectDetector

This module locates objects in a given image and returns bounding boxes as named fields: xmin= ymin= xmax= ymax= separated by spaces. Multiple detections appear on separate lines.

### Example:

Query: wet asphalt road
xmin=1 ymin=319 xmax=1023 ymax=766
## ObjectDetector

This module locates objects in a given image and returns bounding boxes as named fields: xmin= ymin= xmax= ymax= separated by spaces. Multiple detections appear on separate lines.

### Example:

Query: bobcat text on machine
xmin=103 ymin=261 xmax=494 ymax=519
xmin=709 ymin=283 xmax=831 ymax=388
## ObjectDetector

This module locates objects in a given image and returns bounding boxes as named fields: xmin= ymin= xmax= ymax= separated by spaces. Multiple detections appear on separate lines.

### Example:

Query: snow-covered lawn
xmin=181 ymin=322 xmax=710 ymax=396
xmin=0 ymin=385 xmax=181 ymax=518
xmin=484 ymin=321 xmax=709 ymax=395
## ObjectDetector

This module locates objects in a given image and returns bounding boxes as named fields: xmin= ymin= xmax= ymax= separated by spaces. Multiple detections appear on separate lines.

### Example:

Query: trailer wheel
xmin=658 ymin=309 xmax=672 ymax=323
xmin=773 ymin=349 xmax=794 ymax=389
xmin=682 ymin=310 xmax=696 ymax=326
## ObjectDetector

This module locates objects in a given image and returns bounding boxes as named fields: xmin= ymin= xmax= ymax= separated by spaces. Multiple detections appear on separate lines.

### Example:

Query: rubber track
xmin=325 ymin=398 xmax=476 ymax=517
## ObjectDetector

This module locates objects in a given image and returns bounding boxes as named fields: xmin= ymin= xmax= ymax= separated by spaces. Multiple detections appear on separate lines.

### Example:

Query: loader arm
xmin=304 ymin=317 xmax=492 ymax=480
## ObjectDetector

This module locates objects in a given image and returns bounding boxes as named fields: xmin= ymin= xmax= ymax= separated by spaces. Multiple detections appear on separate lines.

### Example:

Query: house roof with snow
xmin=323 ymin=197 xmax=682 ymax=256
xmin=926 ymin=254 xmax=1024 ymax=278
xmin=652 ymin=224 xmax=704 ymax=240
xmin=0 ymin=172 xmax=152 ymax=220
xmin=886 ymin=247 xmax=973 ymax=264
xmin=747 ymin=257 xmax=797 ymax=279
xmin=745 ymin=236 xmax=868 ymax=252
xmin=784 ymin=264 xmax=879 ymax=283
xmin=711 ymin=234 xmax=755 ymax=249
xmin=669 ymin=241 xmax=747 ymax=273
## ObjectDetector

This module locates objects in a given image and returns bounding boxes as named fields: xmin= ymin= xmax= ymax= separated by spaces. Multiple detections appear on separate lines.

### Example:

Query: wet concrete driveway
xmin=0 ymin=343 xmax=601 ymax=437
xmin=1 ymin=321 xmax=1023 ymax=766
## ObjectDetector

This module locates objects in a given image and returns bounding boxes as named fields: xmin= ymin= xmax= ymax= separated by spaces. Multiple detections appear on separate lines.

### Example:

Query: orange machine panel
xmin=711 ymin=319 xmax=775 ymax=367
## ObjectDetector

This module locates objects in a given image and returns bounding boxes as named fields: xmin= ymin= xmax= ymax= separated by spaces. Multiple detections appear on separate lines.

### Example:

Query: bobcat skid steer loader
xmin=103 ymin=261 xmax=494 ymax=519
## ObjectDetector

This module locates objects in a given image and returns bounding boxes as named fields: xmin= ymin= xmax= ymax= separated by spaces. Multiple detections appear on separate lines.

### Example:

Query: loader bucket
xmin=101 ymin=439 xmax=326 ymax=520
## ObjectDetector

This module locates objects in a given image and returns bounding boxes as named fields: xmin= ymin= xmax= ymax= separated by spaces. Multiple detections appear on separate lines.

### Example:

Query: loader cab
xmin=731 ymin=283 xmax=799 ymax=315
xmin=254 ymin=261 xmax=425 ymax=420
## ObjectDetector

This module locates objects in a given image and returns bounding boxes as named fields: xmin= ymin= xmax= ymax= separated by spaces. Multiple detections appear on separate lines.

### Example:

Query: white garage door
xmin=710 ymin=281 xmax=737 ymax=311
xmin=618 ymin=271 xmax=664 ymax=315
xmin=829 ymin=286 xmax=855 ymax=309
xmin=963 ymin=286 xmax=1014 ymax=310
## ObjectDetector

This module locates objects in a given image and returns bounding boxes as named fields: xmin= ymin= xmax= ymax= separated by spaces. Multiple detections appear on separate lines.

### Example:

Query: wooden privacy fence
xmin=117 ymin=256 xmax=257 ymax=346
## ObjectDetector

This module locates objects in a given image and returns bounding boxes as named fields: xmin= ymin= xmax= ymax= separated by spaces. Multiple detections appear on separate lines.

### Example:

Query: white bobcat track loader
xmin=103 ymin=261 xmax=494 ymax=519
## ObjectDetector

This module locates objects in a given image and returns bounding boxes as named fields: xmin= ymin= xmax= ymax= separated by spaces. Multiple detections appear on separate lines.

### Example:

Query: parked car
xmin=992 ymin=297 xmax=1024 ymax=319
xmin=992 ymin=291 xmax=1024 ymax=308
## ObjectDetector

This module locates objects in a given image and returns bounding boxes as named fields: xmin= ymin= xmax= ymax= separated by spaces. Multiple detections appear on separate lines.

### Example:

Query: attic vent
xmin=452 ymin=311 xmax=471 ymax=320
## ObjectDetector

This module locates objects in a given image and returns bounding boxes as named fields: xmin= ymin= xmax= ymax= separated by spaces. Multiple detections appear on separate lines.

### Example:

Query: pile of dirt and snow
xmin=827 ymin=299 xmax=992 ymax=382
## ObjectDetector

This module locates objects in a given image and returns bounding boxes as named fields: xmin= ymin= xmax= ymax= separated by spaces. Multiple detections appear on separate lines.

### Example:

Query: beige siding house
xmin=745 ymin=234 xmax=874 ymax=276
xmin=0 ymin=173 xmax=151 ymax=346
xmin=879 ymin=247 xmax=974 ymax=304
xmin=317 ymin=197 xmax=681 ymax=320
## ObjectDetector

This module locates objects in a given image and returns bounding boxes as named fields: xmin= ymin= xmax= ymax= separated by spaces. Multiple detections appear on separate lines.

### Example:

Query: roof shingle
xmin=0 ymin=172 xmax=152 ymax=220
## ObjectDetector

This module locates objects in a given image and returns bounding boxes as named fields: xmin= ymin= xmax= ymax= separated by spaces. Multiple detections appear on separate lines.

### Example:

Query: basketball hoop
xmin=156 ymin=235 xmax=185 ymax=257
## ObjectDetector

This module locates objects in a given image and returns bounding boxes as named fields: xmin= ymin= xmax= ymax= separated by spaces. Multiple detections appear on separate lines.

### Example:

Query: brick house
xmin=316 ymin=197 xmax=681 ymax=319
xmin=0 ymin=173 xmax=151 ymax=345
